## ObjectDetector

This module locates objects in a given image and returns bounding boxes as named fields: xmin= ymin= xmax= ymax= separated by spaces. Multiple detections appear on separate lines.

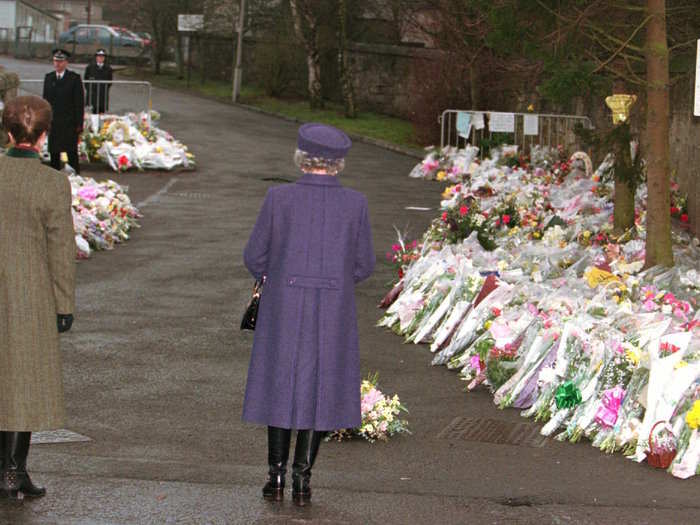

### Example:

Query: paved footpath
xmin=1 ymin=57 xmax=699 ymax=524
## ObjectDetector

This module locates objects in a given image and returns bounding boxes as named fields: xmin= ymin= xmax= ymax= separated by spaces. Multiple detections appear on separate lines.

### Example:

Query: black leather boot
xmin=262 ymin=426 xmax=291 ymax=501
xmin=291 ymin=430 xmax=324 ymax=507
xmin=3 ymin=432 xmax=45 ymax=499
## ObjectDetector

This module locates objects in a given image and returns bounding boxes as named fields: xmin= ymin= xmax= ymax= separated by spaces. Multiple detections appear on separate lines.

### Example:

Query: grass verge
xmin=118 ymin=67 xmax=421 ymax=151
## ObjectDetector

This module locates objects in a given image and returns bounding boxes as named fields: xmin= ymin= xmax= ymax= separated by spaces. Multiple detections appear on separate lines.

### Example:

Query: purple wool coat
xmin=242 ymin=173 xmax=375 ymax=431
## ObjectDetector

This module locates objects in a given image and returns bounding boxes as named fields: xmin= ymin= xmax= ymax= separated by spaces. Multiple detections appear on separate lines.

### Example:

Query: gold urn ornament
xmin=605 ymin=94 xmax=637 ymax=124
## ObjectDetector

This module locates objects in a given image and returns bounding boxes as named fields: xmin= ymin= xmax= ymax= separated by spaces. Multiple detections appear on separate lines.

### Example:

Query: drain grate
xmin=31 ymin=429 xmax=91 ymax=444
xmin=167 ymin=192 xmax=211 ymax=200
xmin=437 ymin=417 xmax=548 ymax=448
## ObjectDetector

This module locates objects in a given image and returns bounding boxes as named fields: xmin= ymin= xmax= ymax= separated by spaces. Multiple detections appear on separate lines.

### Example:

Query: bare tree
xmin=289 ymin=0 xmax=323 ymax=108
xmin=644 ymin=0 xmax=672 ymax=266
xmin=337 ymin=0 xmax=356 ymax=117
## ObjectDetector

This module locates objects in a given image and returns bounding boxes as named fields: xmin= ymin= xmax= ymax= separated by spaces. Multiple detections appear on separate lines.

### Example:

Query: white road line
xmin=136 ymin=177 xmax=179 ymax=208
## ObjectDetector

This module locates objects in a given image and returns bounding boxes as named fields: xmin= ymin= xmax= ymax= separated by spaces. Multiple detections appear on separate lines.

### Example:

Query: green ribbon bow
xmin=555 ymin=381 xmax=582 ymax=409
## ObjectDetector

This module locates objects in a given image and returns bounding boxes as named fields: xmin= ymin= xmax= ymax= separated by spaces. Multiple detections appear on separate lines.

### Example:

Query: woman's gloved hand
xmin=57 ymin=314 xmax=74 ymax=333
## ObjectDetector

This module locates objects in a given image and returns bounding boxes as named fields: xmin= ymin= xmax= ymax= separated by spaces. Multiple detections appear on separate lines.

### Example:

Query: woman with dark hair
xmin=0 ymin=95 xmax=76 ymax=501
xmin=243 ymin=123 xmax=375 ymax=506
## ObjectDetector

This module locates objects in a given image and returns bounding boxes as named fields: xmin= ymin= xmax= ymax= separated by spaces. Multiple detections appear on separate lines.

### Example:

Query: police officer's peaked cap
xmin=95 ymin=49 xmax=107 ymax=56
xmin=52 ymin=48 xmax=70 ymax=60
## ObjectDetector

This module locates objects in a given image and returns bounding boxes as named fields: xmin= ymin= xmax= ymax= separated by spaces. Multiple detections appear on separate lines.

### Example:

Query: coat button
xmin=289 ymin=279 xmax=295 ymax=285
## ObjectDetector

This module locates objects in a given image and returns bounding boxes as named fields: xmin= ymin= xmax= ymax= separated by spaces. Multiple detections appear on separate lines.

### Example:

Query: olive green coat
xmin=0 ymin=150 xmax=76 ymax=430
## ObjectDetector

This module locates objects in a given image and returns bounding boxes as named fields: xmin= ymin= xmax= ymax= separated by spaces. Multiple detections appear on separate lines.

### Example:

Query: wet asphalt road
xmin=1 ymin=57 xmax=699 ymax=524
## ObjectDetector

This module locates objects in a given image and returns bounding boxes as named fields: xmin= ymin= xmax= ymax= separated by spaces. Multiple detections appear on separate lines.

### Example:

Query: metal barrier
xmin=440 ymin=109 xmax=594 ymax=155
xmin=18 ymin=79 xmax=152 ymax=116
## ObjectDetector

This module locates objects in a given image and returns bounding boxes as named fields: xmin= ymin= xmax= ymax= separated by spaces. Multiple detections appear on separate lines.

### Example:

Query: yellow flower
xmin=675 ymin=360 xmax=688 ymax=370
xmin=533 ymin=231 xmax=541 ymax=239
xmin=436 ymin=170 xmax=447 ymax=181
xmin=625 ymin=349 xmax=640 ymax=366
xmin=484 ymin=320 xmax=493 ymax=330
xmin=685 ymin=400 xmax=700 ymax=430
xmin=583 ymin=230 xmax=591 ymax=239
xmin=442 ymin=185 xmax=454 ymax=199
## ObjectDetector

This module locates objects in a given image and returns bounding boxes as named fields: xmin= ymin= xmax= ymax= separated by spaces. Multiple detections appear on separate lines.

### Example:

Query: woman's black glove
xmin=57 ymin=314 xmax=74 ymax=333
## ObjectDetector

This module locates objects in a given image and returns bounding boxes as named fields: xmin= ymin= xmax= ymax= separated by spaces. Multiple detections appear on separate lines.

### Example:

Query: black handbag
xmin=241 ymin=278 xmax=264 ymax=330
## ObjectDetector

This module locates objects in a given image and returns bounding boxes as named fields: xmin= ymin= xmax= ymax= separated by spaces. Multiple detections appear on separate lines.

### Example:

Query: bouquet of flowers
xmin=70 ymin=174 xmax=141 ymax=258
xmin=328 ymin=373 xmax=410 ymax=443
xmin=67 ymin=110 xmax=196 ymax=172
xmin=386 ymin=229 xmax=421 ymax=280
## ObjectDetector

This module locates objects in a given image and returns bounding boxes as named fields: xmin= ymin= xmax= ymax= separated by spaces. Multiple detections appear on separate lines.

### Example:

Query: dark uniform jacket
xmin=84 ymin=61 xmax=113 ymax=114
xmin=42 ymin=70 xmax=84 ymax=154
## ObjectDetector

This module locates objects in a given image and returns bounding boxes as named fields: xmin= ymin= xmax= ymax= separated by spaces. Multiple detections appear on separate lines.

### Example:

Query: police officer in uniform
xmin=42 ymin=48 xmax=84 ymax=173
xmin=84 ymin=48 xmax=113 ymax=114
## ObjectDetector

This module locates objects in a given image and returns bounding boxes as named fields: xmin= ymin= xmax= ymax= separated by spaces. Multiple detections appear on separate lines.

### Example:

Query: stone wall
xmin=346 ymin=42 xmax=440 ymax=119
xmin=669 ymin=75 xmax=700 ymax=236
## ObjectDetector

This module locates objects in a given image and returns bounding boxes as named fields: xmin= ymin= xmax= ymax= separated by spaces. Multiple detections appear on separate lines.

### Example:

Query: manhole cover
xmin=261 ymin=177 xmax=293 ymax=183
xmin=437 ymin=417 xmax=548 ymax=448
xmin=31 ymin=429 xmax=91 ymax=444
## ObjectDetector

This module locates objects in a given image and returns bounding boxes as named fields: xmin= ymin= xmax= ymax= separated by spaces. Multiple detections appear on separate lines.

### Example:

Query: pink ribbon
xmin=594 ymin=386 xmax=626 ymax=428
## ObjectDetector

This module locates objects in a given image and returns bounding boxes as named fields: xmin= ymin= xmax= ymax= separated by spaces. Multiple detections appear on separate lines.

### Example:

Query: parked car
xmin=136 ymin=32 xmax=153 ymax=49
xmin=58 ymin=24 xmax=145 ymax=63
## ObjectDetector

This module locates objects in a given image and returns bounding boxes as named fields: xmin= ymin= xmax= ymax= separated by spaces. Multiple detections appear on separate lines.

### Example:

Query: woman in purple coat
xmin=243 ymin=123 xmax=375 ymax=506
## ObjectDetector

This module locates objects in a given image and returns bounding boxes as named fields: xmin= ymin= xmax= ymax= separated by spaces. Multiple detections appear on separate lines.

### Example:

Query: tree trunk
xmin=290 ymin=0 xmax=323 ymax=109
xmin=644 ymin=0 xmax=673 ymax=267
xmin=176 ymin=33 xmax=185 ymax=79
xmin=306 ymin=50 xmax=323 ymax=109
xmin=469 ymin=63 xmax=480 ymax=108
xmin=613 ymin=178 xmax=635 ymax=233
xmin=338 ymin=0 xmax=355 ymax=118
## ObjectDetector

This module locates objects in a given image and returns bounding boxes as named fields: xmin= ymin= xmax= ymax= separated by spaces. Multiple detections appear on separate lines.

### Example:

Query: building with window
xmin=31 ymin=0 xmax=104 ymax=32
xmin=0 ymin=0 xmax=60 ymax=44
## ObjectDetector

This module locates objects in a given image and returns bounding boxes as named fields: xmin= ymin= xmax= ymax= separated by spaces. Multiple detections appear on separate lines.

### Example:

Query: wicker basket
xmin=645 ymin=421 xmax=677 ymax=469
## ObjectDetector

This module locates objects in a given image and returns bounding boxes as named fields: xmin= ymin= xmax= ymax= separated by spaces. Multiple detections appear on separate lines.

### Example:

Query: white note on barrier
xmin=472 ymin=112 xmax=485 ymax=130
xmin=489 ymin=112 xmax=515 ymax=133
xmin=524 ymin=114 xmax=539 ymax=135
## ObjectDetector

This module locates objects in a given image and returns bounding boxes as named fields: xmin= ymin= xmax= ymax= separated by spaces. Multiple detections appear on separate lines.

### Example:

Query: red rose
xmin=491 ymin=307 xmax=501 ymax=317
xmin=502 ymin=214 xmax=511 ymax=224
xmin=459 ymin=205 xmax=469 ymax=216
xmin=441 ymin=211 xmax=448 ymax=222
xmin=670 ymin=206 xmax=679 ymax=215
xmin=681 ymin=214 xmax=689 ymax=223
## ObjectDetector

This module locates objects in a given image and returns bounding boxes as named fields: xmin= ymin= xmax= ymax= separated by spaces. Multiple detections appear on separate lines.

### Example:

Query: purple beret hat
xmin=297 ymin=123 xmax=352 ymax=159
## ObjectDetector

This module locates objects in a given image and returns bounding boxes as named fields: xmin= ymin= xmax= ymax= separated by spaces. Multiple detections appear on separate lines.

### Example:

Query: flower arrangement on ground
xmin=328 ymin=373 xmax=410 ymax=443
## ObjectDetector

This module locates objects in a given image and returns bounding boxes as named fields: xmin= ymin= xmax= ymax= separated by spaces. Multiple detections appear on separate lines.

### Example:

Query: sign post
xmin=232 ymin=0 xmax=246 ymax=103
xmin=178 ymin=15 xmax=204 ymax=89
xmin=694 ymin=39 xmax=700 ymax=117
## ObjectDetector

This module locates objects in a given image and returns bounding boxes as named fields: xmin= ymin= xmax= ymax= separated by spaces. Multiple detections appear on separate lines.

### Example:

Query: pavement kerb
xmin=234 ymin=101 xmax=425 ymax=160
